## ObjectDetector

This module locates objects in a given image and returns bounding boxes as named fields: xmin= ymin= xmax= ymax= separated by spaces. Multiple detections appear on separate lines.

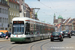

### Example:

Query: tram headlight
xmin=11 ymin=35 xmax=14 ymax=37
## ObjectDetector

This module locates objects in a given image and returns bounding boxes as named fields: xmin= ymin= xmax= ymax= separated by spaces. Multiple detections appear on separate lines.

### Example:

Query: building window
xmin=14 ymin=5 xmax=15 ymax=8
xmin=5 ymin=10 xmax=7 ymax=14
xmin=1 ymin=18 xmax=2 ymax=22
xmin=1 ymin=18 xmax=3 ymax=22
xmin=0 ymin=17 xmax=1 ymax=22
xmin=9 ymin=3 xmax=11 ymax=7
xmin=17 ymin=6 xmax=18 ymax=9
xmin=5 ymin=18 xmax=6 ymax=23
xmin=6 ymin=9 xmax=7 ymax=14
xmin=17 ymin=13 xmax=19 ymax=16
xmin=3 ymin=9 xmax=5 ymax=13
xmin=1 ymin=9 xmax=3 ymax=13
xmin=11 ymin=4 xmax=12 ymax=8
xmin=3 ymin=18 xmax=4 ymax=23
xmin=4 ymin=18 xmax=5 ymax=23
xmin=3 ymin=9 xmax=4 ymax=13
xmin=1 ymin=8 xmax=2 ymax=13
xmin=5 ymin=18 xmax=7 ymax=23
xmin=0 ymin=0 xmax=7 ymax=4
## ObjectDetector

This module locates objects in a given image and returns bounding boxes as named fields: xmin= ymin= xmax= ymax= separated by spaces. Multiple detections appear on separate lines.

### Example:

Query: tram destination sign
xmin=13 ymin=21 xmax=24 ymax=24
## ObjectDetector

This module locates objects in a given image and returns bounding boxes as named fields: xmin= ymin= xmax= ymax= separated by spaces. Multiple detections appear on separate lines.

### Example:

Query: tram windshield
xmin=13 ymin=21 xmax=24 ymax=35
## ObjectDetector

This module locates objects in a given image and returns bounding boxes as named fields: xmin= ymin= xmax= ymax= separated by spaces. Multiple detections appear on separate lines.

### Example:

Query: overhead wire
xmin=38 ymin=1 xmax=68 ymax=16
xmin=50 ymin=1 xmax=68 ymax=15
xmin=25 ymin=0 xmax=52 ymax=16
xmin=49 ymin=1 xmax=58 ymax=13
xmin=38 ymin=1 xmax=56 ymax=13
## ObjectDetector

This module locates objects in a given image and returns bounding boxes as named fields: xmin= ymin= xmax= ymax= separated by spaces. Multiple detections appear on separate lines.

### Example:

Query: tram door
xmin=25 ymin=23 xmax=30 ymax=35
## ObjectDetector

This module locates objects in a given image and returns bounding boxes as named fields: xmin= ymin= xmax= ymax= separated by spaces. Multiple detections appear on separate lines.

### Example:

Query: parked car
xmin=0 ymin=32 xmax=6 ymax=38
xmin=0 ymin=32 xmax=3 ymax=37
xmin=70 ymin=31 xmax=75 ymax=36
xmin=0 ymin=32 xmax=11 ymax=38
xmin=50 ymin=32 xmax=63 ymax=41
xmin=63 ymin=30 xmax=71 ymax=38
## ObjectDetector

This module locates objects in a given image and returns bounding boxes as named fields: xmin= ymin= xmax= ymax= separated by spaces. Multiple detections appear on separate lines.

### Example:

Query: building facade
xmin=53 ymin=14 xmax=65 ymax=31
xmin=7 ymin=0 xmax=20 ymax=32
xmin=25 ymin=3 xmax=31 ymax=18
xmin=54 ymin=14 xmax=75 ymax=31
xmin=54 ymin=14 xmax=65 ymax=26
xmin=0 ymin=0 xmax=9 ymax=30
xmin=72 ymin=19 xmax=75 ymax=30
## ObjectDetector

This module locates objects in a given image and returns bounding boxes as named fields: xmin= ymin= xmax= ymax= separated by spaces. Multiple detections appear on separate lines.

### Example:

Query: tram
xmin=10 ymin=17 xmax=55 ymax=42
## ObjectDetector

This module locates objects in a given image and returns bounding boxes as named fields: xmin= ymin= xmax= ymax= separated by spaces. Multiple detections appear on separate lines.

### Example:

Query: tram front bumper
xmin=10 ymin=37 xmax=26 ymax=42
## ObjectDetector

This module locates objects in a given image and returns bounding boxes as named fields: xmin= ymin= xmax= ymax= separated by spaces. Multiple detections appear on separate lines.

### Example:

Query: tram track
xmin=8 ymin=42 xmax=26 ymax=50
xmin=8 ymin=42 xmax=38 ymax=50
xmin=30 ymin=41 xmax=43 ymax=50
xmin=0 ymin=39 xmax=50 ymax=50
xmin=8 ymin=40 xmax=49 ymax=50
xmin=0 ymin=41 xmax=42 ymax=50
xmin=9 ymin=41 xmax=42 ymax=50
xmin=30 ymin=39 xmax=50 ymax=50
xmin=40 ymin=41 xmax=50 ymax=50
xmin=9 ymin=44 xmax=20 ymax=50
xmin=0 ymin=42 xmax=24 ymax=50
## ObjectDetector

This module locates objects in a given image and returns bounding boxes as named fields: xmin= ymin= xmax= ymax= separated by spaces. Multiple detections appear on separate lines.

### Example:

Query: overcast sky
xmin=25 ymin=0 xmax=75 ymax=24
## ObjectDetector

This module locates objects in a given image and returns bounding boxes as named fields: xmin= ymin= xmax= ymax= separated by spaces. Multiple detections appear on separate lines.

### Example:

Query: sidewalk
xmin=0 ymin=38 xmax=10 ymax=42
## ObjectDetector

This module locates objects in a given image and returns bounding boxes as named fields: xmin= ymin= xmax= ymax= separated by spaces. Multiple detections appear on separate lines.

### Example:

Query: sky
xmin=25 ymin=0 xmax=75 ymax=24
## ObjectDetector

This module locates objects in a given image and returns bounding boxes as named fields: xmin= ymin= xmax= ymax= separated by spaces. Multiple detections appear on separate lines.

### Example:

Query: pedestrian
xmin=5 ymin=31 xmax=9 ymax=39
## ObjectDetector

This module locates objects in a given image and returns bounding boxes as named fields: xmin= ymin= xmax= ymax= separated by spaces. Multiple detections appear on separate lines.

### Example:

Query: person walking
xmin=6 ymin=31 xmax=9 ymax=39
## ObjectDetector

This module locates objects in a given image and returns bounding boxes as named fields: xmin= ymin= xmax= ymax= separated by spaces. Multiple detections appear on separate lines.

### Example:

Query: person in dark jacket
xmin=6 ymin=31 xmax=9 ymax=39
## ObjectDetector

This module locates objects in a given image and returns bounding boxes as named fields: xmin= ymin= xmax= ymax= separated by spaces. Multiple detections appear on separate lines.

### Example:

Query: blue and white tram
xmin=10 ymin=17 xmax=55 ymax=42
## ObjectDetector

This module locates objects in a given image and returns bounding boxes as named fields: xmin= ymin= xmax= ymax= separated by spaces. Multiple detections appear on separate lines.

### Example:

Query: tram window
xmin=42 ymin=26 xmax=44 ymax=34
xmin=13 ymin=23 xmax=24 ymax=34
xmin=40 ymin=25 xmax=41 ymax=33
xmin=42 ymin=25 xmax=43 ymax=33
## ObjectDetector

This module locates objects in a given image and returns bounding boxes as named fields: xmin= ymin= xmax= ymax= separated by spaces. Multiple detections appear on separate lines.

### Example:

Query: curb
xmin=0 ymin=39 xmax=10 ymax=42
xmin=0 ymin=40 xmax=10 ymax=42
